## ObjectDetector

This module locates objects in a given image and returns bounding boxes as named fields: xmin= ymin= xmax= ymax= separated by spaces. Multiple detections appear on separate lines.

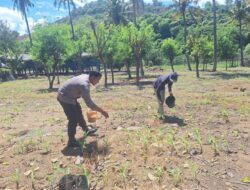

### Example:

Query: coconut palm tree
xmin=172 ymin=0 xmax=198 ymax=71
xmin=234 ymin=0 xmax=247 ymax=66
xmin=108 ymin=0 xmax=123 ymax=25
xmin=228 ymin=0 xmax=249 ymax=67
xmin=12 ymin=0 xmax=33 ymax=46
xmin=54 ymin=0 xmax=76 ymax=40
xmin=130 ymin=0 xmax=144 ymax=25
xmin=212 ymin=0 xmax=218 ymax=71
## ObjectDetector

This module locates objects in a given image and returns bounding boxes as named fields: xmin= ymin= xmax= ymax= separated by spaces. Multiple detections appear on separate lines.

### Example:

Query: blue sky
xmin=0 ymin=0 xmax=86 ymax=34
xmin=0 ymin=0 xmax=225 ymax=35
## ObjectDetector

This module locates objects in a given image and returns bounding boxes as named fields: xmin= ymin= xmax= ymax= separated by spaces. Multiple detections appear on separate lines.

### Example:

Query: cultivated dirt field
xmin=0 ymin=67 xmax=250 ymax=190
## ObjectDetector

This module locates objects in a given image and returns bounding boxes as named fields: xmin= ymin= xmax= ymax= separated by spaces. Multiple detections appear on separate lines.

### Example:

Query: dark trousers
xmin=58 ymin=99 xmax=87 ymax=141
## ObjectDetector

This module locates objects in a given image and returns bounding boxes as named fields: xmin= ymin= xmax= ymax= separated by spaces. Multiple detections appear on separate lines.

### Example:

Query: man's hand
xmin=101 ymin=110 xmax=109 ymax=118
xmin=169 ymin=92 xmax=173 ymax=96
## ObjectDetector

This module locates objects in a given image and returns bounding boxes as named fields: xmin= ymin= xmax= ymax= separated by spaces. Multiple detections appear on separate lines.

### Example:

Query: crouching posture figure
xmin=57 ymin=71 xmax=109 ymax=147
xmin=153 ymin=72 xmax=178 ymax=119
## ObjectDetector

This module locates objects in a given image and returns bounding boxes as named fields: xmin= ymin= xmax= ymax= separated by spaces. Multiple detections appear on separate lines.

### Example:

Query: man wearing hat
xmin=153 ymin=72 xmax=178 ymax=119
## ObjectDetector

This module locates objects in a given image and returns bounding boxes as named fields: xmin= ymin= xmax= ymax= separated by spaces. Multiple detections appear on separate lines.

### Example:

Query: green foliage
xmin=31 ymin=24 xmax=71 ymax=88
xmin=218 ymin=26 xmax=238 ymax=61
xmin=68 ymin=25 xmax=91 ymax=60
xmin=244 ymin=43 xmax=250 ymax=60
xmin=3 ymin=0 xmax=250 ymax=75
xmin=0 ymin=21 xmax=19 ymax=55
xmin=32 ymin=24 xmax=71 ymax=68
xmin=187 ymin=35 xmax=213 ymax=61
xmin=0 ymin=21 xmax=22 ymax=75
xmin=187 ymin=35 xmax=213 ymax=76
xmin=161 ymin=38 xmax=179 ymax=61
xmin=111 ymin=25 xmax=133 ymax=64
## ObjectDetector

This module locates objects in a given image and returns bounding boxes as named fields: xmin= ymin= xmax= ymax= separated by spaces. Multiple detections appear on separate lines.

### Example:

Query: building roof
xmin=19 ymin=54 xmax=32 ymax=61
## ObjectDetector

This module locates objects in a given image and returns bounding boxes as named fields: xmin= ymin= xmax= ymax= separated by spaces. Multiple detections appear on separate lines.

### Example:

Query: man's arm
xmin=81 ymin=85 xmax=109 ymax=118
xmin=168 ymin=82 xmax=173 ymax=96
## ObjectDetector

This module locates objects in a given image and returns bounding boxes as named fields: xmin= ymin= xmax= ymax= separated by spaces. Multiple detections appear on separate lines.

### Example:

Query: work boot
xmin=67 ymin=139 xmax=80 ymax=147
xmin=159 ymin=114 xmax=166 ymax=120
xmin=86 ymin=126 xmax=98 ymax=136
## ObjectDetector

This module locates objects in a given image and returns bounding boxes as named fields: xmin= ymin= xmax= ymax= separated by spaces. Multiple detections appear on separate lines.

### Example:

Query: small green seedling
xmin=118 ymin=162 xmax=129 ymax=189
xmin=191 ymin=163 xmax=200 ymax=182
xmin=221 ymin=110 xmax=229 ymax=122
xmin=41 ymin=141 xmax=51 ymax=154
xmin=165 ymin=133 xmax=175 ymax=155
xmin=168 ymin=167 xmax=182 ymax=186
xmin=11 ymin=169 xmax=21 ymax=189
xmin=103 ymin=137 xmax=111 ymax=155
xmin=181 ymin=137 xmax=190 ymax=154
xmin=208 ymin=135 xmax=219 ymax=156
xmin=193 ymin=128 xmax=203 ymax=154
xmin=222 ymin=139 xmax=230 ymax=153
xmin=154 ymin=166 xmax=164 ymax=183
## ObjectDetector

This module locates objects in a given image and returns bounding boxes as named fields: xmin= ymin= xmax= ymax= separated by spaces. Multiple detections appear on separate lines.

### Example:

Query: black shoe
xmin=67 ymin=139 xmax=80 ymax=147
xmin=86 ymin=127 xmax=97 ymax=136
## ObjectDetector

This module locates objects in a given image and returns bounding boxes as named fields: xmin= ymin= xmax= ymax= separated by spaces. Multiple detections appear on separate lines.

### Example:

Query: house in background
xmin=0 ymin=60 xmax=15 ymax=82
xmin=64 ymin=52 xmax=101 ymax=74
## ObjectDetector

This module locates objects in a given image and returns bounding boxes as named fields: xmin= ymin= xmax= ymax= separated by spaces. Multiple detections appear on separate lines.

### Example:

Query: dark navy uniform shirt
xmin=153 ymin=72 xmax=178 ymax=100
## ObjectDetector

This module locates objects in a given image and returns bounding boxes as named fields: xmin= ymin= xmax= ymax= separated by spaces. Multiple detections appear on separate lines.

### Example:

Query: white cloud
xmin=198 ymin=0 xmax=225 ymax=6
xmin=35 ymin=18 xmax=47 ymax=25
xmin=0 ymin=6 xmax=49 ymax=35
xmin=0 ymin=7 xmax=33 ymax=35
xmin=151 ymin=0 xmax=225 ymax=6
xmin=73 ymin=0 xmax=86 ymax=7
xmin=58 ymin=8 xmax=67 ymax=13
xmin=73 ymin=0 xmax=98 ymax=7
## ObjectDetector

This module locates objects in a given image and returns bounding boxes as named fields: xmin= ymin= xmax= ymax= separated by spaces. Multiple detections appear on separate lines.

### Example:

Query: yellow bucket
xmin=87 ymin=111 xmax=97 ymax=123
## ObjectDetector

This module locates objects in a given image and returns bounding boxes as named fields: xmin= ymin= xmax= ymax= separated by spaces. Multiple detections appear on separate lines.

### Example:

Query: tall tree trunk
xmin=49 ymin=64 xmax=57 ymax=89
xmin=212 ymin=0 xmax=218 ymax=72
xmin=136 ymin=61 xmax=140 ymax=85
xmin=140 ymin=59 xmax=144 ymax=77
xmin=110 ymin=61 xmax=114 ymax=85
xmin=182 ymin=10 xmax=191 ymax=71
xmin=125 ymin=61 xmax=132 ymax=79
xmin=170 ymin=60 xmax=175 ymax=72
xmin=134 ymin=44 xmax=141 ymax=86
xmin=108 ymin=55 xmax=115 ymax=85
xmin=24 ymin=10 xmax=32 ymax=47
xmin=57 ymin=65 xmax=60 ymax=85
xmin=109 ymin=55 xmax=115 ymax=85
xmin=239 ymin=18 xmax=244 ymax=66
xmin=67 ymin=0 xmax=75 ymax=40
xmin=100 ymin=57 xmax=108 ymax=88
xmin=195 ymin=57 xmax=200 ymax=78
xmin=34 ymin=62 xmax=38 ymax=77
xmin=132 ymin=0 xmax=137 ymax=25
xmin=226 ymin=59 xmax=228 ymax=71
xmin=45 ymin=69 xmax=53 ymax=89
